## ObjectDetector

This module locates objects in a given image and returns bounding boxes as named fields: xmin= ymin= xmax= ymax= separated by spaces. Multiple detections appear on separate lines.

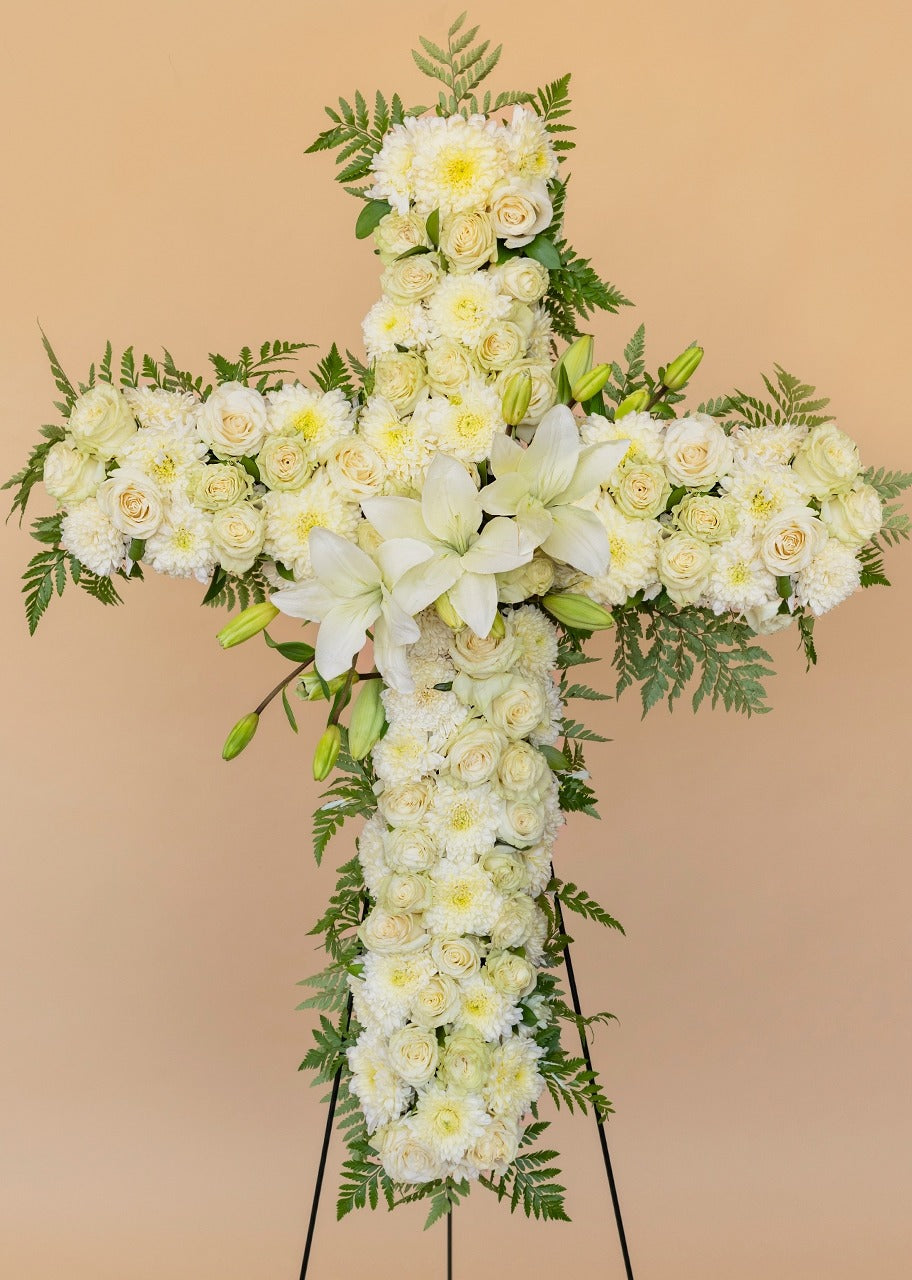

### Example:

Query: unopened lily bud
xmin=501 ymin=369 xmax=532 ymax=427
xmin=572 ymin=363 xmax=612 ymax=404
xmin=299 ymin=671 xmax=353 ymax=701
xmin=222 ymin=712 xmax=260 ymax=761
xmin=555 ymin=334 xmax=594 ymax=392
xmin=435 ymin=592 xmax=463 ymax=629
xmin=662 ymin=345 xmax=704 ymax=392
xmin=489 ymin=612 xmax=506 ymax=639
xmin=313 ymin=724 xmax=342 ymax=781
xmin=348 ymin=679 xmax=387 ymax=761
xmin=216 ymin=601 xmax=280 ymax=649
xmin=539 ymin=744 xmax=572 ymax=772
xmin=615 ymin=389 xmax=650 ymax=419
xmin=541 ymin=592 xmax=615 ymax=631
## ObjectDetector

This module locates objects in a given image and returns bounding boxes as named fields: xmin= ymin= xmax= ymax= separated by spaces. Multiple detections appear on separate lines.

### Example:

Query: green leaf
xmin=282 ymin=687 xmax=299 ymax=733
xmin=263 ymin=632 xmax=315 ymax=664
xmin=426 ymin=208 xmax=440 ymax=245
xmin=524 ymin=236 xmax=562 ymax=271
xmin=555 ymin=880 xmax=625 ymax=933
xmin=355 ymin=199 xmax=391 ymax=239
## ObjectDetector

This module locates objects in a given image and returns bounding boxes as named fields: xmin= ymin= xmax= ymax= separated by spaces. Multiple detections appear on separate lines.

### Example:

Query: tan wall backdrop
xmin=1 ymin=1 xmax=910 ymax=1277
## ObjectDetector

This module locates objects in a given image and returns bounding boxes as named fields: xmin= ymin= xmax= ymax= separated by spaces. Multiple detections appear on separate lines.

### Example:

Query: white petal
xmin=373 ymin=614 xmax=416 ymax=694
xmin=449 ymin=571 xmax=498 ymax=637
xmin=524 ymin=405 xmax=580 ymax=502
xmin=489 ymin=431 xmax=523 ymax=476
xmin=479 ymin=471 xmax=528 ymax=517
xmin=271 ymin=579 xmax=337 ymax=622
xmin=314 ymin=596 xmax=379 ymax=680
xmin=515 ymin=506 xmax=554 ymax=552
xmin=391 ymin=552 xmax=462 ymax=617
xmin=362 ymin=495 xmax=429 ymax=543
xmin=542 ymin=505 xmax=611 ymax=576
xmin=556 ymin=440 xmax=630 ymax=504
xmin=376 ymin=537 xmax=435 ymax=588
xmin=460 ymin=517 xmax=531 ymax=575
xmin=420 ymin=454 xmax=481 ymax=548
xmin=308 ymin=528 xmax=381 ymax=598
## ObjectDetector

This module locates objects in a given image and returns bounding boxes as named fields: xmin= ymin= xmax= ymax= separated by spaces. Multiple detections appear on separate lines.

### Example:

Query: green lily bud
xmin=299 ymin=671 xmax=353 ymax=701
xmin=541 ymin=592 xmax=615 ymax=631
xmin=572 ymin=363 xmax=612 ymax=404
xmin=662 ymin=344 xmax=704 ymax=392
xmin=615 ymin=388 xmax=651 ymax=419
xmin=539 ymin=744 xmax=572 ymax=772
xmin=216 ymin=601 xmax=280 ymax=649
xmin=435 ymin=592 xmax=463 ymax=629
xmin=489 ymin=612 xmax=506 ymax=639
xmin=313 ymin=724 xmax=342 ymax=781
xmin=501 ymin=369 xmax=533 ymax=427
xmin=348 ymin=679 xmax=387 ymax=761
xmin=555 ymin=334 xmax=594 ymax=393
xmin=222 ymin=712 xmax=260 ymax=761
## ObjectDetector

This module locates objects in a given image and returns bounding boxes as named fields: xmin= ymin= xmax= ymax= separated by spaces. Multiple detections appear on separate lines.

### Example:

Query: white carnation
xmin=794 ymin=538 xmax=861 ymax=616
xmin=705 ymin=533 xmax=777 ymax=615
xmin=362 ymin=298 xmax=429 ymax=359
xmin=144 ymin=500 xmax=215 ymax=582
xmin=427 ymin=782 xmax=504 ymax=864
xmin=60 ymin=498 xmax=125 ymax=575
xmin=454 ymin=973 xmax=521 ymax=1042
xmin=347 ymin=1034 xmax=412 ymax=1132
xmin=411 ymin=1082 xmax=492 ymax=1163
xmin=482 ymin=1035 xmax=544 ymax=1120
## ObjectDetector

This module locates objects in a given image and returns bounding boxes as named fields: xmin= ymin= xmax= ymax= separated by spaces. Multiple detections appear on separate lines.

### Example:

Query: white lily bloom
xmin=362 ymin=454 xmax=531 ymax=637
xmin=270 ymin=528 xmax=431 ymax=691
xmin=480 ymin=404 xmax=629 ymax=575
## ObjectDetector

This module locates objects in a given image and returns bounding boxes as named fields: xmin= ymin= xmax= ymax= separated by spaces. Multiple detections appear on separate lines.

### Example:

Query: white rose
xmin=68 ymin=384 xmax=137 ymax=460
xmin=674 ymin=492 xmax=738 ymax=543
xmin=743 ymin=599 xmax=794 ymax=635
xmin=373 ymin=352 xmax=427 ymax=414
xmin=410 ymin=973 xmax=461 ymax=1029
xmin=497 ymin=361 xmax=556 ymax=429
xmin=374 ymin=1123 xmax=441 ymax=1183
xmin=257 ymin=435 xmax=312 ymax=490
xmin=497 ymin=741 xmax=550 ymax=797
xmin=498 ymin=798 xmax=546 ymax=848
xmin=450 ymin=625 xmax=518 ymax=677
xmin=387 ymin=1025 xmax=439 ymax=1085
xmin=96 ymin=467 xmax=164 ymax=538
xmin=466 ymin=1117 xmax=520 ymax=1176
xmin=42 ymin=440 xmax=105 ymax=503
xmin=613 ymin=462 xmax=672 ymax=519
xmin=486 ymin=949 xmax=537 ymax=999
xmin=431 ymin=936 xmax=482 ymax=979
xmin=475 ymin=321 xmax=527 ymax=372
xmin=196 ymin=382 xmax=267 ymax=459
xmin=439 ymin=210 xmax=497 ymax=272
xmin=439 ymin=1030 xmax=492 ymax=1091
xmin=360 ymin=909 xmax=428 ymax=955
xmin=189 ymin=462 xmax=253 ymax=510
xmin=657 ymin=531 xmax=712 ymax=606
xmin=378 ymin=871 xmax=433 ymax=913
xmin=491 ymin=893 xmax=539 ymax=949
xmin=381 ymin=255 xmax=440 ymax=304
xmin=792 ymin=422 xmax=861 ymax=498
xmin=759 ymin=504 xmax=827 ymax=575
xmin=425 ymin=339 xmax=480 ymax=397
xmin=493 ymin=257 xmax=549 ymax=303
xmin=479 ymin=847 xmax=528 ymax=894
xmin=496 ymin=552 xmax=555 ymax=603
xmin=377 ymin=780 xmax=433 ymax=827
xmin=327 ymin=438 xmax=387 ymax=498
xmin=383 ymin=826 xmax=439 ymax=873
xmin=489 ymin=678 xmax=547 ymax=741
xmin=489 ymin=178 xmax=553 ymax=247
xmin=662 ymin=414 xmax=734 ymax=487
xmin=821 ymin=483 xmax=883 ymax=548
xmin=445 ymin=721 xmax=506 ymax=786
xmin=211 ymin=503 xmax=265 ymax=574
xmin=373 ymin=210 xmax=430 ymax=264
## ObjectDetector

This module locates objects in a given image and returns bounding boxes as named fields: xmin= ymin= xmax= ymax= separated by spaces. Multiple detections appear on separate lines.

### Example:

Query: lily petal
xmin=489 ymin=431 xmax=524 ymax=476
xmin=542 ymin=505 xmax=612 ymax=576
xmin=479 ymin=471 xmax=529 ymax=517
xmin=391 ymin=551 xmax=462 ymax=617
xmin=373 ymin=614 xmax=415 ymax=694
xmin=450 ymin=570 xmax=498 ymax=637
xmin=362 ymin=495 xmax=429 ymax=543
xmin=308 ymin=528 xmax=381 ymax=598
xmin=376 ymin=538 xmax=435 ymax=589
xmin=314 ymin=595 xmax=380 ymax=680
xmin=524 ymin=405 xmax=581 ymax=502
xmin=556 ymin=440 xmax=630 ymax=504
xmin=460 ymin=516 xmax=531 ymax=575
xmin=420 ymin=454 xmax=482 ymax=549
xmin=271 ymin=579 xmax=337 ymax=622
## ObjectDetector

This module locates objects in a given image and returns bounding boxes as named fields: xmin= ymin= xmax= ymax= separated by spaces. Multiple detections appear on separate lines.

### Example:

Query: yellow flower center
xmin=173 ymin=527 xmax=194 ymax=552
xmin=749 ymin=489 xmax=776 ymax=518
xmin=441 ymin=152 xmax=477 ymax=191
xmin=451 ymin=882 xmax=473 ymax=908
xmin=434 ymin=1106 xmax=461 ymax=1136
xmin=295 ymin=513 xmax=325 ymax=540
xmin=149 ymin=454 xmax=177 ymax=485
xmin=609 ymin=535 xmax=629 ymax=567
xmin=291 ymin=408 xmax=324 ymax=439
xmin=450 ymin=803 xmax=474 ymax=831
xmin=728 ymin=560 xmax=751 ymax=586
xmin=453 ymin=297 xmax=481 ymax=321
xmin=455 ymin=411 xmax=486 ymax=442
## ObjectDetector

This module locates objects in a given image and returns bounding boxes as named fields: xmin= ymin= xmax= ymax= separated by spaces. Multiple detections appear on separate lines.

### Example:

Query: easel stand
xmin=299 ymin=897 xmax=635 ymax=1280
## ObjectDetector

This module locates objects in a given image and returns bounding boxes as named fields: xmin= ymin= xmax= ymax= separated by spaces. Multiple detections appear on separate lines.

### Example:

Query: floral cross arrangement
xmin=7 ymin=12 xmax=910 ymax=1232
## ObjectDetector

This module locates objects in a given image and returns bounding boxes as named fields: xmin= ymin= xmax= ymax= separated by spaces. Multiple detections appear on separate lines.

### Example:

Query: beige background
xmin=1 ymin=1 xmax=910 ymax=1276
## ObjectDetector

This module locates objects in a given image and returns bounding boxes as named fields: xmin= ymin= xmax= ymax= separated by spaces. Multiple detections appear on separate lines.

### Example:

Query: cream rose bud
xmin=497 ymin=360 xmax=556 ymax=428
xmin=383 ymin=826 xmax=439 ymax=873
xmin=381 ymin=255 xmax=440 ymax=304
xmin=450 ymin=625 xmax=518 ymax=677
xmin=423 ymin=340 xmax=477 ymax=398
xmin=496 ymin=551 xmax=555 ymax=603
xmin=68 ymin=384 xmax=137 ymax=460
xmin=467 ymin=1118 xmax=520 ymax=1177
xmin=759 ymin=504 xmax=827 ymax=575
xmin=410 ymin=974 xmax=461 ymax=1029
xmin=674 ymin=492 xmax=738 ymax=543
xmin=613 ymin=462 xmax=672 ymax=520
xmin=439 ymin=210 xmax=497 ymax=272
xmin=492 ymin=893 xmax=539 ymax=949
xmin=96 ymin=467 xmax=164 ymax=538
xmin=662 ymin=414 xmax=734 ymax=488
xmin=445 ymin=722 xmax=506 ymax=786
xmin=377 ymin=780 xmax=433 ymax=827
xmin=821 ymin=483 xmax=883 ymax=547
xmin=497 ymin=741 xmax=550 ymax=797
xmin=479 ymin=847 xmax=528 ymax=894
xmin=211 ymin=503 xmax=266 ymax=574
xmin=493 ymin=256 xmax=550 ymax=304
xmin=373 ymin=210 xmax=430 ymax=264
xmin=196 ymin=381 xmax=267 ymax=459
xmin=257 ymin=434 xmax=311 ymax=491
xmin=378 ymin=871 xmax=433 ymax=914
xmin=475 ymin=321 xmax=527 ymax=373
xmin=489 ymin=178 xmax=553 ymax=247
xmin=657 ymin=531 xmax=712 ymax=606
xmin=431 ymin=936 xmax=482 ymax=979
xmin=490 ymin=678 xmax=548 ymax=741
xmin=373 ymin=1124 xmax=441 ymax=1184
xmin=439 ymin=1029 xmax=492 ymax=1091
xmin=792 ymin=422 xmax=861 ymax=497
xmin=387 ymin=1025 xmax=439 ymax=1086
xmin=360 ymin=909 xmax=428 ymax=955
xmin=43 ymin=440 xmax=106 ymax=503
xmin=486 ymin=949 xmax=537 ymax=999
xmin=498 ymin=798 xmax=546 ymax=848
xmin=373 ymin=352 xmax=427 ymax=415
xmin=743 ymin=599 xmax=794 ymax=635
xmin=328 ymin=438 xmax=387 ymax=500
xmin=189 ymin=462 xmax=253 ymax=510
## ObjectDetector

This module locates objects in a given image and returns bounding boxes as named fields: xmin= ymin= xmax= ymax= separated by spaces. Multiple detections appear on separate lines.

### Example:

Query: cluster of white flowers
xmin=347 ymin=608 xmax=562 ymax=1183
xmin=571 ymin=411 xmax=883 ymax=632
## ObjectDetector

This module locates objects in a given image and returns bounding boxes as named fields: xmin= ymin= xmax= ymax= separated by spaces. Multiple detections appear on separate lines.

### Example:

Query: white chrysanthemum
xmin=454 ymin=973 xmax=521 ymax=1042
xmin=357 ymin=396 xmax=435 ymax=492
xmin=427 ymin=782 xmax=505 ymax=864
xmin=411 ymin=1082 xmax=491 ymax=1163
xmin=502 ymin=106 xmax=559 ymax=183
xmin=362 ymin=299 xmax=429 ymax=359
xmin=262 ymin=471 xmax=360 ymax=579
xmin=120 ymin=425 xmax=207 ymax=495
xmin=706 ymin=534 xmax=777 ymax=615
xmin=265 ymin=384 xmax=355 ymax=457
xmin=123 ymin=387 xmax=198 ymax=432
xmin=410 ymin=114 xmax=502 ymax=217
xmin=731 ymin=421 xmax=808 ymax=466
xmin=60 ymin=499 xmax=125 ymax=576
xmin=510 ymin=605 xmax=559 ymax=677
xmin=582 ymin=495 xmax=662 ymax=605
xmin=347 ymin=1034 xmax=412 ymax=1132
xmin=483 ymin=1035 xmax=545 ymax=1119
xmin=525 ymin=304 xmax=553 ymax=361
xmin=355 ymin=950 xmax=436 ymax=1037
xmin=145 ymin=500 xmax=215 ymax=582
xmin=580 ymin=411 xmax=664 ymax=486
xmin=426 ymin=863 xmax=503 ymax=937
xmin=520 ymin=841 xmax=553 ymax=897
xmin=372 ymin=724 xmax=445 ymax=787
xmin=357 ymin=818 xmax=391 ymax=894
xmin=367 ymin=116 xmax=429 ymax=213
xmin=426 ymin=271 xmax=511 ymax=347
xmin=415 ymin=380 xmax=506 ymax=464
xmin=722 ymin=460 xmax=810 ymax=529
xmin=794 ymin=538 xmax=861 ymax=616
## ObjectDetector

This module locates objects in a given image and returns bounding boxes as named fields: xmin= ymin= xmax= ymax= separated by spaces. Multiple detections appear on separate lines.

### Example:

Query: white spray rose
xmin=43 ymin=440 xmax=105 ymax=503
xmin=492 ymin=893 xmax=540 ymax=949
xmin=445 ymin=721 xmax=506 ymax=786
xmin=425 ymin=339 xmax=480 ymax=397
xmin=486 ymin=950 xmax=537 ymax=999
xmin=410 ymin=973 xmax=461 ymax=1029
xmin=475 ymin=321 xmax=527 ymax=372
xmin=382 ymin=826 xmax=439 ymax=873
xmin=439 ymin=1029 xmax=492 ymax=1091
xmin=450 ymin=625 xmax=518 ymax=677
xmin=374 ymin=1123 xmax=441 ymax=1184
xmin=466 ymin=1118 xmax=520 ymax=1176
xmin=674 ymin=492 xmax=738 ymax=543
xmin=662 ymin=414 xmax=734 ymax=487
xmin=439 ymin=210 xmax=497 ymax=272
xmin=190 ymin=462 xmax=253 ymax=510
xmin=657 ymin=532 xmax=712 ymax=606
xmin=498 ymin=798 xmax=546 ymax=848
xmin=377 ymin=780 xmax=434 ymax=827
xmin=743 ymin=599 xmax=795 ymax=635
xmin=326 ymin=438 xmax=387 ymax=499
xmin=96 ymin=467 xmax=164 ymax=538
xmin=792 ymin=422 xmax=861 ymax=497
xmin=488 ymin=677 xmax=548 ymax=741
xmin=387 ymin=1025 xmax=439 ymax=1085
xmin=489 ymin=178 xmax=553 ymax=247
xmin=196 ymin=382 xmax=267 ymax=459
xmin=360 ymin=909 xmax=428 ymax=955
xmin=211 ymin=503 xmax=265 ymax=573
xmin=497 ymin=741 xmax=550 ymax=797
xmin=68 ymin=384 xmax=137 ymax=460
xmin=479 ymin=847 xmax=528 ymax=894
xmin=381 ymin=255 xmax=441 ymax=303
xmin=821 ymin=483 xmax=882 ymax=547
xmin=378 ymin=871 xmax=433 ymax=914
xmin=373 ymin=210 xmax=431 ymax=264
xmin=496 ymin=552 xmax=555 ymax=603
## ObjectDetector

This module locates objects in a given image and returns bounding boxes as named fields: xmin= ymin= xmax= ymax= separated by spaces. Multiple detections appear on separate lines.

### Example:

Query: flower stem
xmin=255 ymin=659 xmax=313 ymax=716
